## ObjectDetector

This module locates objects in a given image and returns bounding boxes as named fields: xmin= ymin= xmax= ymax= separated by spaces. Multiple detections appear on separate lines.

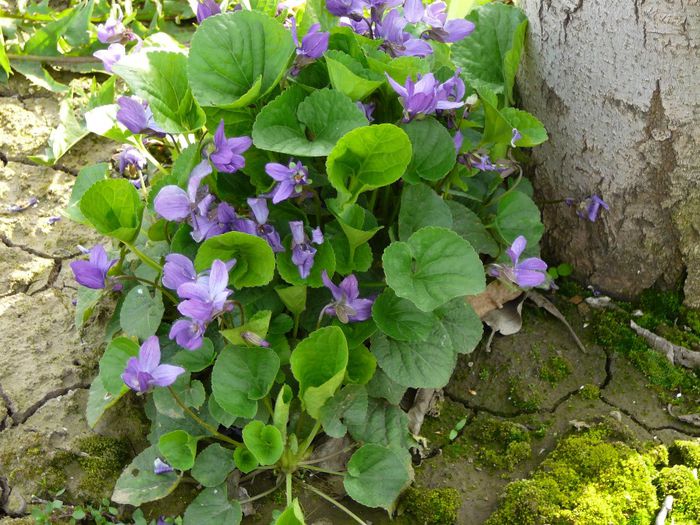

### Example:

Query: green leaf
xmin=500 ymin=107 xmax=548 ymax=147
xmin=495 ymin=191 xmax=544 ymax=246
xmin=344 ymin=445 xmax=412 ymax=511
xmin=372 ymin=288 xmax=438 ymax=342
xmin=328 ymin=200 xmax=382 ymax=251
xmin=371 ymin=324 xmax=457 ymax=388
xmin=80 ymin=179 xmax=144 ymax=243
xmin=173 ymin=338 xmax=216 ymax=372
xmin=211 ymin=346 xmax=280 ymax=419
xmin=320 ymin=385 xmax=368 ymax=438
xmin=191 ymin=444 xmax=235 ymax=487
xmin=366 ymin=53 xmax=429 ymax=84
xmin=112 ymin=445 xmax=181 ymax=505
xmin=398 ymin=183 xmax=452 ymax=241
xmin=120 ymin=286 xmax=164 ymax=340
xmin=64 ymin=163 xmax=109 ymax=224
xmin=435 ymin=298 xmax=483 ymax=355
xmin=29 ymin=99 xmax=87 ymax=165
xmin=12 ymin=62 xmax=68 ymax=93
xmin=183 ymin=485 xmax=242 ymax=525
xmin=221 ymin=310 xmax=271 ymax=346
xmin=273 ymin=385 xmax=293 ymax=439
xmin=159 ymin=430 xmax=198 ymax=471
xmin=290 ymin=326 xmax=349 ymax=418
xmin=401 ymin=118 xmax=456 ymax=183
xmin=86 ymin=375 xmax=127 ymax=428
xmin=113 ymin=51 xmax=205 ymax=133
xmin=325 ymin=50 xmax=384 ymax=101
xmin=208 ymin=395 xmax=236 ymax=428
xmin=452 ymin=2 xmax=528 ymax=105
xmin=366 ymin=369 xmax=407 ymax=405
xmin=188 ymin=11 xmax=295 ymax=108
xmin=242 ymin=420 xmax=284 ymax=466
xmin=276 ymin=286 xmax=307 ymax=316
xmin=74 ymin=287 xmax=103 ymax=329
xmin=274 ymin=499 xmax=305 ymax=524
xmin=383 ymin=227 xmax=486 ymax=312
xmin=346 ymin=344 xmax=377 ymax=385
xmin=99 ymin=337 xmax=139 ymax=396
xmin=326 ymin=124 xmax=412 ymax=201
xmin=276 ymin=236 xmax=336 ymax=288
xmin=346 ymin=397 xmax=409 ymax=448
xmin=446 ymin=200 xmax=499 ymax=256
xmin=153 ymin=376 xmax=206 ymax=419
xmin=0 ymin=30 xmax=11 ymax=75
xmin=195 ymin=231 xmax=275 ymax=288
xmin=252 ymin=86 xmax=368 ymax=157
xmin=233 ymin=446 xmax=259 ymax=474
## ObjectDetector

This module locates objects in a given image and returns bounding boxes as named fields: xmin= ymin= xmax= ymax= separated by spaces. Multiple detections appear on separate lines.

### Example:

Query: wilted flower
xmin=118 ymin=146 xmax=147 ymax=175
xmin=511 ymin=128 xmax=522 ymax=148
xmin=96 ymin=15 xmax=127 ymax=44
xmin=579 ymin=194 xmax=609 ymax=222
xmin=122 ymin=336 xmax=185 ymax=393
xmin=233 ymin=198 xmax=284 ymax=252
xmin=289 ymin=221 xmax=323 ymax=279
xmin=7 ymin=196 xmax=38 ymax=213
xmin=70 ymin=245 xmax=118 ymax=289
xmin=242 ymin=331 xmax=271 ymax=347
xmin=153 ymin=458 xmax=174 ymax=475
xmin=116 ymin=96 xmax=163 ymax=135
xmin=210 ymin=120 xmax=252 ymax=174
xmin=321 ymin=271 xmax=374 ymax=323
xmin=196 ymin=0 xmax=221 ymax=23
xmin=93 ymin=43 xmax=125 ymax=72
xmin=356 ymin=101 xmax=376 ymax=122
xmin=265 ymin=160 xmax=310 ymax=203
xmin=489 ymin=236 xmax=548 ymax=288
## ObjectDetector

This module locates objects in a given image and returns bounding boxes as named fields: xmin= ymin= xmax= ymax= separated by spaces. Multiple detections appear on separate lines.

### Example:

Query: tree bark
xmin=516 ymin=0 xmax=700 ymax=304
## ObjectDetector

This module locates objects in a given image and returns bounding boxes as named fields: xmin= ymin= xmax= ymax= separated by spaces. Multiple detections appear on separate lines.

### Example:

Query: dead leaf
xmin=527 ymin=291 xmax=587 ymax=353
xmin=467 ymin=281 xmax=522 ymax=318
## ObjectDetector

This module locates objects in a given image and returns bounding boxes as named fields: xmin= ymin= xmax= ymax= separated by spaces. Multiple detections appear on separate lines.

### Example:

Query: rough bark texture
xmin=517 ymin=0 xmax=700 ymax=304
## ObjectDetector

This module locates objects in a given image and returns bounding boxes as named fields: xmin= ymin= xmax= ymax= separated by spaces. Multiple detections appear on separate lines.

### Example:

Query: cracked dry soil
xmin=0 ymin=75 xmax=698 ymax=524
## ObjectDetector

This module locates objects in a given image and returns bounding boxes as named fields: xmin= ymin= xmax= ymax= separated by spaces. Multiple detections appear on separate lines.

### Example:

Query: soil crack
xmin=0 ymin=233 xmax=82 ymax=261
xmin=11 ymin=383 xmax=90 ymax=426
xmin=4 ymin=155 xmax=78 ymax=177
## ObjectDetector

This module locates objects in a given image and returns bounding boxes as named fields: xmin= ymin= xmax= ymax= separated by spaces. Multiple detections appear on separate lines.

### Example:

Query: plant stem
xmin=286 ymin=472 xmax=293 ymax=507
xmin=302 ymin=465 xmax=345 ymax=476
xmin=132 ymin=138 xmax=169 ymax=177
xmin=292 ymin=313 xmax=300 ymax=339
xmin=123 ymin=242 xmax=162 ymax=272
xmin=167 ymin=387 xmax=241 ymax=447
xmin=114 ymin=275 xmax=177 ymax=303
xmin=300 ymin=482 xmax=368 ymax=525
xmin=6 ymin=53 xmax=99 ymax=64
xmin=297 ymin=421 xmax=322 ymax=460
xmin=239 ymin=478 xmax=284 ymax=505
xmin=299 ymin=444 xmax=357 ymax=466
xmin=232 ymin=300 xmax=246 ymax=325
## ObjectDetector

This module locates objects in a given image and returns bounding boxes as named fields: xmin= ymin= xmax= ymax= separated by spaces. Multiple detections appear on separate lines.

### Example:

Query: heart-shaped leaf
xmin=242 ymin=420 xmax=284 ymax=466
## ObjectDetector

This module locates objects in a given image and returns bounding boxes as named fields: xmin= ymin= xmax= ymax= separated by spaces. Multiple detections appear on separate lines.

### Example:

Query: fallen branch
xmin=654 ymin=495 xmax=674 ymax=525
xmin=630 ymin=320 xmax=700 ymax=370
xmin=527 ymin=291 xmax=587 ymax=353
xmin=667 ymin=404 xmax=700 ymax=428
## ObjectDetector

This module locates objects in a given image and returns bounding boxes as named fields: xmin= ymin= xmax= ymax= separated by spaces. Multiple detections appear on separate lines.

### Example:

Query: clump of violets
xmin=233 ymin=198 xmax=285 ymax=252
xmin=122 ymin=336 xmax=185 ymax=393
xmin=321 ymin=271 xmax=374 ymax=323
xmin=265 ymin=160 xmax=311 ymax=203
xmin=290 ymin=221 xmax=324 ymax=278
xmin=386 ymin=71 xmax=465 ymax=120
xmin=167 ymin=258 xmax=235 ymax=350
xmin=489 ymin=236 xmax=548 ymax=288
xmin=70 ymin=245 xmax=119 ymax=290
xmin=117 ymin=146 xmax=147 ymax=176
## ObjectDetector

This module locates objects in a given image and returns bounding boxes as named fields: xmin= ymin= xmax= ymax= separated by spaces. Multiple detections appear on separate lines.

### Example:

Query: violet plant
xmin=67 ymin=1 xmax=550 ymax=522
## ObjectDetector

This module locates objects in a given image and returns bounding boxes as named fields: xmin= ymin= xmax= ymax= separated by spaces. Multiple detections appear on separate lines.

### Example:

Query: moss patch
xmin=656 ymin=465 xmax=700 ymax=523
xmin=74 ymin=435 xmax=131 ymax=498
xmin=578 ymin=384 xmax=600 ymax=400
xmin=402 ymin=486 xmax=461 ymax=525
xmin=464 ymin=414 xmax=532 ymax=471
xmin=485 ymin=424 xmax=659 ymax=525
xmin=507 ymin=376 xmax=542 ymax=412
xmin=538 ymin=354 xmax=571 ymax=384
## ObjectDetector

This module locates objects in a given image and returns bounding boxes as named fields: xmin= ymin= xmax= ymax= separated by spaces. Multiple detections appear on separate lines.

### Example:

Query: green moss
xmin=486 ymin=425 xmax=659 ymax=525
xmin=402 ymin=486 xmax=461 ymax=525
xmin=538 ymin=355 xmax=571 ymax=384
xmin=507 ymin=377 xmax=542 ymax=411
xmin=1 ymin=437 xmax=68 ymax=497
xmin=578 ymin=384 xmax=600 ymax=400
xmin=669 ymin=440 xmax=700 ymax=469
xmin=465 ymin=415 xmax=531 ymax=471
xmin=656 ymin=465 xmax=700 ymax=522
xmin=638 ymin=288 xmax=683 ymax=322
xmin=74 ymin=435 xmax=131 ymax=498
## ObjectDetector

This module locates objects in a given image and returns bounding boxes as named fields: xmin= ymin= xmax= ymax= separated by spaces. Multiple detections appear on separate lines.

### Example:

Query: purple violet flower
xmin=470 ymin=153 xmax=497 ymax=171
xmin=93 ymin=43 xmax=125 ymax=73
xmin=169 ymin=318 xmax=207 ymax=351
xmin=436 ymin=70 xmax=466 ymax=110
xmin=356 ymin=101 xmax=376 ymax=122
xmin=339 ymin=16 xmax=371 ymax=36
xmin=321 ymin=271 xmax=374 ymax=323
xmin=154 ymin=161 xmax=212 ymax=222
xmin=116 ymin=96 xmax=163 ymax=135
xmin=579 ymin=195 xmax=609 ymax=222
xmin=489 ymin=236 xmax=548 ymax=288
xmin=70 ymin=245 xmax=118 ymax=289
xmin=47 ymin=216 xmax=61 ymax=225
xmin=386 ymin=72 xmax=438 ymax=119
xmin=162 ymin=254 xmax=198 ymax=291
xmin=377 ymin=10 xmax=433 ymax=57
xmin=422 ymin=1 xmax=475 ymax=43
xmin=7 ymin=196 xmax=38 ymax=213
xmin=326 ymin=0 xmax=364 ymax=17
xmin=121 ymin=336 xmax=185 ymax=393
xmin=97 ymin=15 xmax=127 ymax=44
xmin=291 ymin=18 xmax=330 ymax=61
xmin=210 ymin=120 xmax=252 ymax=174
xmin=177 ymin=259 xmax=233 ymax=321
xmin=153 ymin=458 xmax=174 ymax=474
xmin=265 ymin=160 xmax=310 ymax=204
xmin=233 ymin=198 xmax=284 ymax=252
xmin=290 ymin=221 xmax=323 ymax=279
xmin=118 ymin=146 xmax=147 ymax=175
xmin=404 ymin=0 xmax=424 ymax=23
xmin=196 ymin=0 xmax=221 ymax=23
xmin=511 ymin=128 xmax=522 ymax=148
xmin=454 ymin=130 xmax=464 ymax=154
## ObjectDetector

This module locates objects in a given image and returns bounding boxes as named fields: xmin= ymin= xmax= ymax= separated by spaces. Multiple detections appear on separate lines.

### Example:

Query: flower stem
xmin=123 ymin=242 xmax=162 ymax=272
xmin=300 ymin=481 xmax=368 ymax=525
xmin=302 ymin=465 xmax=345 ymax=476
xmin=297 ymin=420 xmax=322 ymax=460
xmin=286 ymin=472 xmax=293 ymax=507
xmin=299 ymin=444 xmax=357 ymax=466
xmin=239 ymin=478 xmax=283 ymax=505
xmin=131 ymin=138 xmax=169 ymax=177
xmin=167 ymin=387 xmax=241 ymax=447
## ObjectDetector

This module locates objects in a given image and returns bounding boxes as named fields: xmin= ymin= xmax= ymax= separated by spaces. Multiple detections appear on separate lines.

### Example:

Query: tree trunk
xmin=516 ymin=0 xmax=700 ymax=304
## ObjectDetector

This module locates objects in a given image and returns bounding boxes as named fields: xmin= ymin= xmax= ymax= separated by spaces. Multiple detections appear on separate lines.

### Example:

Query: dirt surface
xmin=0 ymin=76 xmax=698 ymax=524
